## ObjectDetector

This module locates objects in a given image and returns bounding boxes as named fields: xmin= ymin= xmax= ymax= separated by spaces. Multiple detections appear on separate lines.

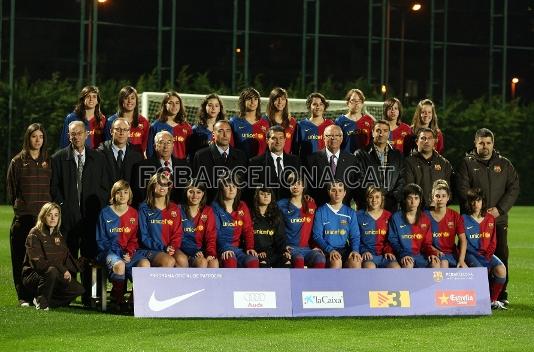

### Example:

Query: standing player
xmin=312 ymin=181 xmax=362 ymax=269
xmin=251 ymin=187 xmax=289 ymax=268
xmin=7 ymin=123 xmax=52 ymax=306
xmin=147 ymin=91 xmax=192 ymax=160
xmin=278 ymin=178 xmax=326 ymax=269
xmin=264 ymin=87 xmax=297 ymax=154
xmin=59 ymin=85 xmax=106 ymax=149
xmin=212 ymin=177 xmax=259 ymax=268
xmin=357 ymin=187 xmax=400 ymax=269
xmin=405 ymin=99 xmax=444 ymax=155
xmin=137 ymin=173 xmax=188 ymax=268
xmin=229 ymin=87 xmax=270 ymax=159
xmin=388 ymin=184 xmax=440 ymax=268
xmin=96 ymin=180 xmax=144 ymax=309
xmin=427 ymin=180 xmax=467 ymax=268
xmin=335 ymin=88 xmax=375 ymax=154
xmin=104 ymin=86 xmax=150 ymax=155
xmin=462 ymin=188 xmax=507 ymax=310
xmin=293 ymin=92 xmax=334 ymax=161
xmin=188 ymin=93 xmax=226 ymax=161
xmin=382 ymin=97 xmax=411 ymax=154
xmin=180 ymin=181 xmax=219 ymax=268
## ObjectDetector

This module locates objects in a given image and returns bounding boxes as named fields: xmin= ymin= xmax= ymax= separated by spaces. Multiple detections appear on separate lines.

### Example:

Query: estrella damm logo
xmin=368 ymin=291 xmax=410 ymax=308
xmin=435 ymin=290 xmax=477 ymax=307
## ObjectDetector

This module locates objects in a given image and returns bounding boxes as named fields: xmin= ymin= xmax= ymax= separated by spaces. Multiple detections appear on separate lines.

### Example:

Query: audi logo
xmin=244 ymin=293 xmax=266 ymax=302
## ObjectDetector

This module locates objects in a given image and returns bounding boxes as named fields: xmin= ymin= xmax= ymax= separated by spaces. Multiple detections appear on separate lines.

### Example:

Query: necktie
xmin=117 ymin=149 xmax=123 ymax=170
xmin=77 ymin=154 xmax=84 ymax=204
xmin=222 ymin=151 xmax=228 ymax=163
xmin=330 ymin=155 xmax=337 ymax=176
xmin=163 ymin=160 xmax=171 ymax=173
xmin=276 ymin=156 xmax=283 ymax=179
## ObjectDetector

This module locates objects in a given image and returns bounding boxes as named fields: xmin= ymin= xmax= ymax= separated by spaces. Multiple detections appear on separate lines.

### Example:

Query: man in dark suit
xmin=98 ymin=118 xmax=143 ymax=193
xmin=51 ymin=120 xmax=109 ymax=304
xmin=306 ymin=124 xmax=358 ymax=206
xmin=192 ymin=120 xmax=247 ymax=204
xmin=131 ymin=130 xmax=189 ymax=205
xmin=354 ymin=120 xmax=405 ymax=212
xmin=249 ymin=125 xmax=300 ymax=201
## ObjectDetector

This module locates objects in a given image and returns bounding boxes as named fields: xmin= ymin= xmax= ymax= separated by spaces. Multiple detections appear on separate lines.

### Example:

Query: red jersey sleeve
xmin=240 ymin=202 xmax=255 ymax=250
xmin=204 ymin=207 xmax=217 ymax=257
xmin=169 ymin=203 xmax=183 ymax=249
xmin=125 ymin=207 xmax=139 ymax=256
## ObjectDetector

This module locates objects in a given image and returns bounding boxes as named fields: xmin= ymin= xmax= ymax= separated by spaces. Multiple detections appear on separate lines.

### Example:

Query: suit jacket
xmin=51 ymin=146 xmax=109 ymax=254
xmin=98 ymin=140 xmax=143 ymax=191
xmin=306 ymin=149 xmax=358 ymax=206
xmin=249 ymin=151 xmax=301 ymax=201
xmin=131 ymin=154 xmax=190 ymax=206
xmin=192 ymin=144 xmax=248 ymax=204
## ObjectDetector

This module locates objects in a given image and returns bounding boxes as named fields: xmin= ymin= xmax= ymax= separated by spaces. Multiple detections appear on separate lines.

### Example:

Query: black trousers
xmin=22 ymin=267 xmax=85 ymax=308
xmin=495 ymin=222 xmax=509 ymax=300
xmin=10 ymin=215 xmax=36 ymax=301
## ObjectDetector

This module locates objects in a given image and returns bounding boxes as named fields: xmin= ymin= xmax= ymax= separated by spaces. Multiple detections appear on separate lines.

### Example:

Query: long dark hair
xmin=215 ymin=177 xmax=242 ymax=212
xmin=117 ymin=86 xmax=140 ymax=128
xmin=252 ymin=187 xmax=281 ymax=227
xmin=465 ymin=188 xmax=487 ymax=216
xmin=157 ymin=91 xmax=186 ymax=123
xmin=74 ymin=85 xmax=103 ymax=125
xmin=197 ymin=93 xmax=225 ymax=126
xmin=21 ymin=123 xmax=48 ymax=160
xmin=183 ymin=180 xmax=208 ymax=219
xmin=266 ymin=87 xmax=289 ymax=129
xmin=238 ymin=87 xmax=261 ymax=120
xmin=383 ymin=97 xmax=403 ymax=125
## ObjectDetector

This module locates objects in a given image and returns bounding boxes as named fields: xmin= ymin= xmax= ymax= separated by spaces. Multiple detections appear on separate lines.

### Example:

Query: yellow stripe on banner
xmin=368 ymin=291 xmax=411 ymax=308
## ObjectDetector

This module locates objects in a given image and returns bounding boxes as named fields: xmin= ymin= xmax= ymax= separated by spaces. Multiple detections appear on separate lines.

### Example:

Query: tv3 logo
xmin=369 ymin=290 xmax=411 ymax=308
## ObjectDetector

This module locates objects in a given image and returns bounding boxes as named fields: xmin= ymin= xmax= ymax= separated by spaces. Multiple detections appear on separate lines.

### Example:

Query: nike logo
xmin=106 ymin=219 xmax=113 ymax=223
xmin=473 ymin=168 xmax=479 ymax=171
xmin=239 ymin=126 xmax=245 ymax=129
xmin=322 ymin=222 xmax=330 ymax=225
xmin=305 ymin=129 xmax=311 ymax=132
xmin=148 ymin=212 xmax=155 ymax=216
xmin=148 ymin=289 xmax=205 ymax=312
xmin=467 ymin=226 xmax=473 ymax=230
xmin=362 ymin=223 xmax=368 ymax=226
xmin=400 ymin=225 xmax=406 ymax=228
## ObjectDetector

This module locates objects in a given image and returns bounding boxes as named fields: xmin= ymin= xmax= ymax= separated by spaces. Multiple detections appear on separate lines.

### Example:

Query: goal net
xmin=140 ymin=92 xmax=384 ymax=123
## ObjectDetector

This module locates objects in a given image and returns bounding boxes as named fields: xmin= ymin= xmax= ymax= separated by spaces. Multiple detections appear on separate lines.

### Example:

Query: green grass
xmin=0 ymin=205 xmax=533 ymax=351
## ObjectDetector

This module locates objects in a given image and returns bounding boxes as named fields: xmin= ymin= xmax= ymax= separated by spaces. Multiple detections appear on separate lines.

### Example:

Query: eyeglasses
xmin=69 ymin=131 xmax=85 ymax=137
xmin=157 ymin=140 xmax=173 ymax=146
xmin=113 ymin=128 xmax=130 ymax=133
xmin=325 ymin=134 xmax=343 ymax=139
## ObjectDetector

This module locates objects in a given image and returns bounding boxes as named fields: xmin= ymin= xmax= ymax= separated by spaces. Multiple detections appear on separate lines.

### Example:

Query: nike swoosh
xmin=305 ymin=129 xmax=311 ymax=132
xmin=148 ymin=289 xmax=205 ymax=312
xmin=322 ymin=222 xmax=330 ymax=225
xmin=362 ymin=223 xmax=368 ymax=226
xmin=400 ymin=225 xmax=406 ymax=228
xmin=239 ymin=126 xmax=245 ymax=129
xmin=148 ymin=212 xmax=155 ymax=216
xmin=467 ymin=226 xmax=473 ymax=230
xmin=106 ymin=219 xmax=113 ymax=223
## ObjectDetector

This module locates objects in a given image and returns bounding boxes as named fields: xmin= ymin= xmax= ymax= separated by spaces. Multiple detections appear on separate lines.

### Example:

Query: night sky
xmin=2 ymin=0 xmax=533 ymax=101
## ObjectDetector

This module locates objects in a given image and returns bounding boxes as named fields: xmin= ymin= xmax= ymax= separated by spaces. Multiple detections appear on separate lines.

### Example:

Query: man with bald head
xmin=306 ymin=124 xmax=358 ymax=206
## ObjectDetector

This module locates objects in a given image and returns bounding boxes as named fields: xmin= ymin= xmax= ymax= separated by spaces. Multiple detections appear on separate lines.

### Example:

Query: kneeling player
xmin=278 ymin=178 xmax=326 ymax=268
xmin=312 ymin=181 xmax=361 ymax=269
xmin=357 ymin=187 xmax=400 ymax=268
xmin=180 ymin=180 xmax=219 ymax=268
xmin=212 ymin=177 xmax=259 ymax=268
xmin=388 ymin=184 xmax=440 ymax=268
xmin=427 ymin=180 xmax=467 ymax=268
xmin=462 ymin=188 xmax=507 ymax=310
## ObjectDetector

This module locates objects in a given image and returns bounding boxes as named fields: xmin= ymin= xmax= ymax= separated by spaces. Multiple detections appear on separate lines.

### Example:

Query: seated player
xmin=388 ymin=183 xmax=440 ymax=268
xmin=277 ymin=177 xmax=326 ymax=268
xmin=212 ymin=177 xmax=259 ymax=268
xmin=462 ymin=188 xmax=508 ymax=310
xmin=251 ymin=187 xmax=289 ymax=268
xmin=427 ymin=179 xmax=467 ymax=268
xmin=180 ymin=180 xmax=219 ymax=268
xmin=22 ymin=202 xmax=85 ymax=310
xmin=137 ymin=173 xmax=188 ymax=268
xmin=96 ymin=180 xmax=145 ymax=310
xmin=312 ymin=181 xmax=362 ymax=269
xmin=357 ymin=186 xmax=400 ymax=269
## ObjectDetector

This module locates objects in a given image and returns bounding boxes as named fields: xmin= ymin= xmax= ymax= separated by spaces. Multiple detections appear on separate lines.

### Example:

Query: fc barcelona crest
xmin=448 ymin=221 xmax=454 ymax=228
xmin=433 ymin=271 xmax=443 ymax=282
xmin=434 ymin=164 xmax=442 ymax=171
xmin=286 ymin=132 xmax=291 ymax=138
xmin=130 ymin=218 xmax=136 ymax=224
xmin=494 ymin=165 xmax=502 ymax=173
xmin=238 ymin=210 xmax=244 ymax=216
xmin=41 ymin=161 xmax=48 ymax=168
xmin=309 ymin=208 xmax=315 ymax=214
xmin=171 ymin=211 xmax=177 ymax=218
xmin=201 ymin=214 xmax=208 ymax=222
xmin=54 ymin=237 xmax=61 ymax=245
xmin=421 ymin=223 xmax=427 ymax=229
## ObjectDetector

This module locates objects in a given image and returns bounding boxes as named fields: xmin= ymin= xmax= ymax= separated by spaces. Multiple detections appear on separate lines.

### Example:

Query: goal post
xmin=140 ymin=92 xmax=384 ymax=123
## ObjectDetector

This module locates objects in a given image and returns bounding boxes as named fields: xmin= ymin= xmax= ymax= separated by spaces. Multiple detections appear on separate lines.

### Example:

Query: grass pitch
xmin=0 ymin=205 xmax=533 ymax=351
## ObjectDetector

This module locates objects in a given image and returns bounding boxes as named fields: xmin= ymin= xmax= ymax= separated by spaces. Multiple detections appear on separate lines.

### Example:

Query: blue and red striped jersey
xmin=293 ymin=118 xmax=334 ymax=158
xmin=356 ymin=209 xmax=393 ymax=256
xmin=427 ymin=208 xmax=465 ymax=254
xmin=312 ymin=204 xmax=360 ymax=253
xmin=212 ymin=201 xmax=254 ymax=253
xmin=60 ymin=112 xmax=107 ymax=149
xmin=389 ymin=122 xmax=412 ymax=153
xmin=229 ymin=116 xmax=269 ymax=158
xmin=277 ymin=197 xmax=316 ymax=248
xmin=147 ymin=120 xmax=192 ymax=159
xmin=180 ymin=205 xmax=217 ymax=257
xmin=96 ymin=205 xmax=139 ymax=260
xmin=388 ymin=211 xmax=437 ymax=258
xmin=335 ymin=114 xmax=375 ymax=153
xmin=138 ymin=201 xmax=183 ymax=251
xmin=462 ymin=213 xmax=497 ymax=260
